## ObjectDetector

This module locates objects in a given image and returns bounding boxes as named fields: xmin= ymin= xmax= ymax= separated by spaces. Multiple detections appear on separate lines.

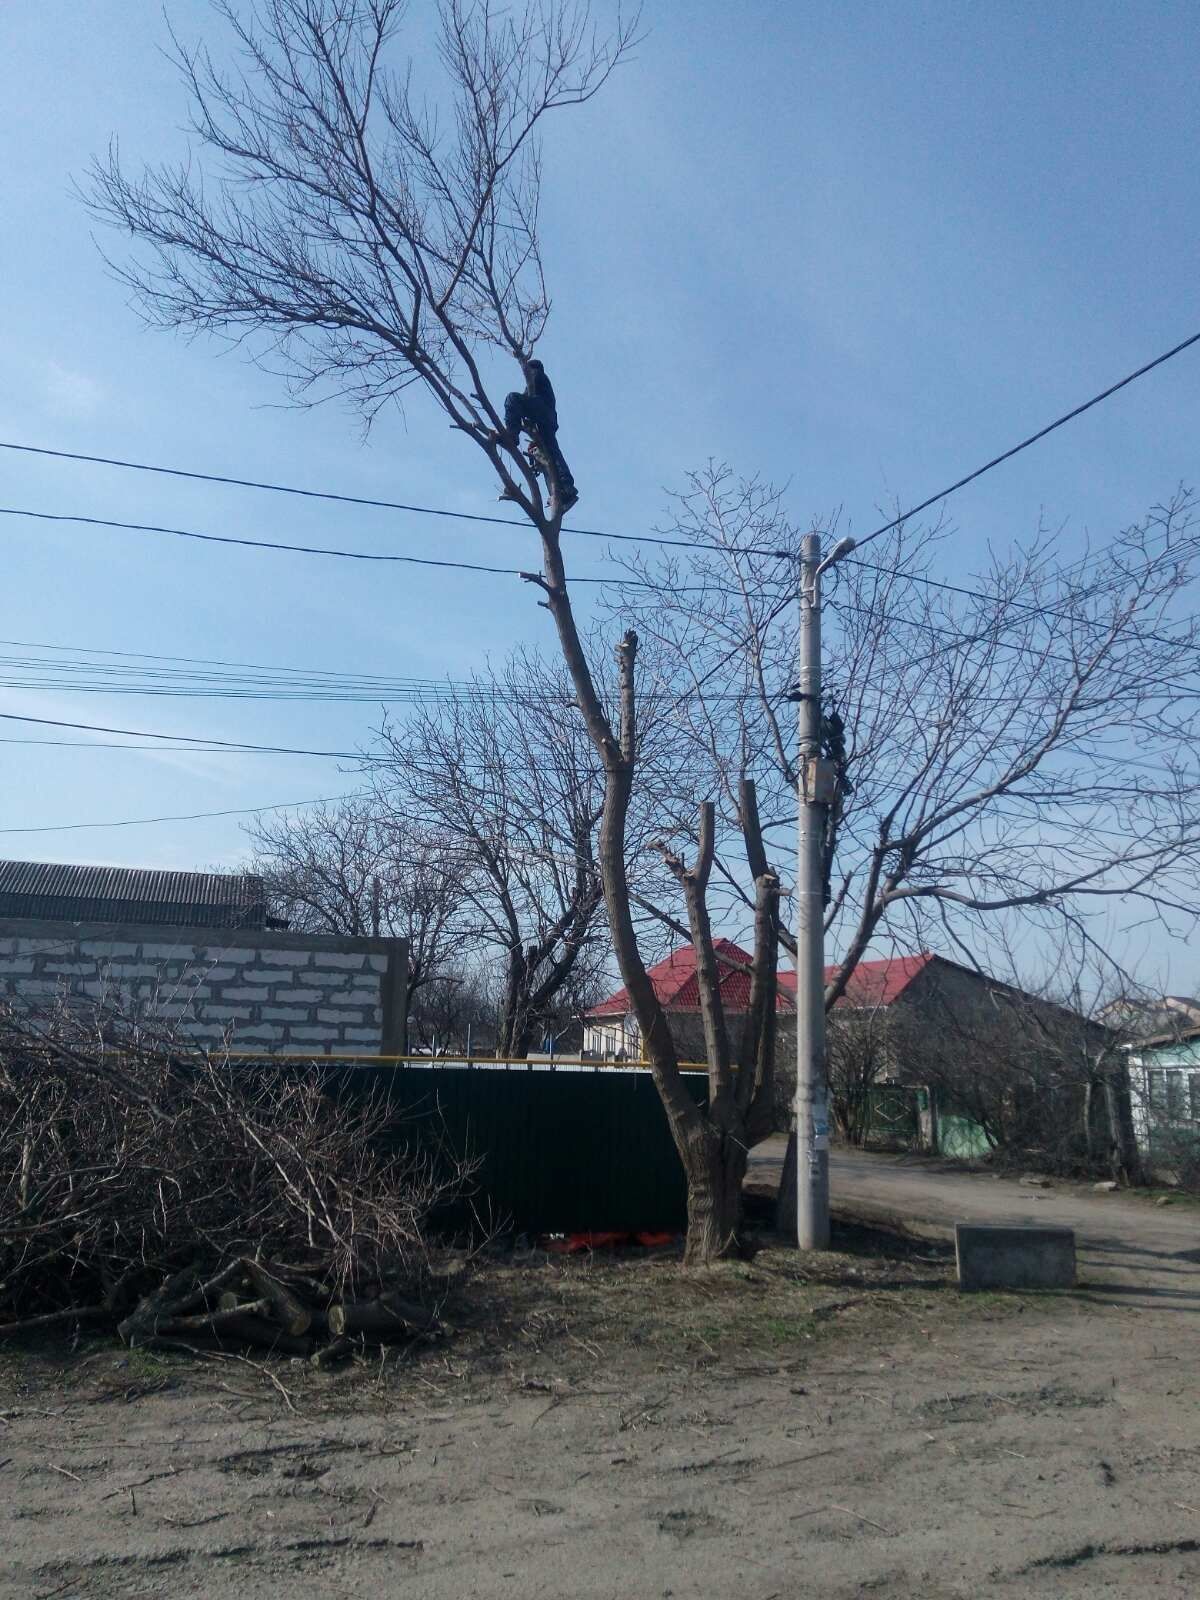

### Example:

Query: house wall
xmin=585 ymin=1009 xmax=796 ymax=1070
xmin=881 ymin=959 xmax=1133 ymax=1163
xmin=583 ymin=1015 xmax=638 ymax=1059
xmin=0 ymin=915 xmax=407 ymax=1056
xmin=1127 ymin=1038 xmax=1200 ymax=1168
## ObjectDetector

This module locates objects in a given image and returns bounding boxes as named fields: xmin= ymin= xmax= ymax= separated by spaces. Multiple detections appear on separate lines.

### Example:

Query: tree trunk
xmin=496 ymin=944 xmax=526 ymax=1057
xmin=1104 ymin=1066 xmax=1142 ymax=1184
xmin=681 ymin=1134 xmax=748 ymax=1267
xmin=1082 ymin=1078 xmax=1097 ymax=1165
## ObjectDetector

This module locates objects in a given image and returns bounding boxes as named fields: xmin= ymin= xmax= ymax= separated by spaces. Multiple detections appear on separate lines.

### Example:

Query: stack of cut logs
xmin=115 ymin=1256 xmax=440 ymax=1366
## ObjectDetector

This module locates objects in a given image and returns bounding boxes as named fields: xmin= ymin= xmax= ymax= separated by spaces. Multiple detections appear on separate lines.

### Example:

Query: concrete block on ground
xmin=955 ymin=1223 xmax=1076 ymax=1292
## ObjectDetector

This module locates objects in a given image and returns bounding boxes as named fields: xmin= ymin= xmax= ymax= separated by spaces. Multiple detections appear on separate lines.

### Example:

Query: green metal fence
xmin=324 ymin=1061 xmax=709 ymax=1235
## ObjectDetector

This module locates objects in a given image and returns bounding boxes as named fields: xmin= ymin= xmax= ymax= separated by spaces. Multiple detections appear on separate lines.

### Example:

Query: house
xmin=820 ymin=949 xmax=1100 ymax=1065
xmin=584 ymin=944 xmax=1130 ymax=1162
xmin=1124 ymin=1024 xmax=1200 ymax=1179
xmin=1099 ymin=994 xmax=1200 ymax=1036
xmin=582 ymin=939 xmax=796 ymax=1062
xmin=0 ymin=859 xmax=275 ymax=931
xmin=582 ymin=945 xmax=1066 ymax=1067
xmin=823 ymin=951 xmax=1126 ymax=1161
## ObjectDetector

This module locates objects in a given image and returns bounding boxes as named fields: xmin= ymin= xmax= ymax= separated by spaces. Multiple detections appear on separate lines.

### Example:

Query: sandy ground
xmin=757 ymin=1139 xmax=1200 ymax=1312
xmin=2 ymin=1151 xmax=1199 ymax=1598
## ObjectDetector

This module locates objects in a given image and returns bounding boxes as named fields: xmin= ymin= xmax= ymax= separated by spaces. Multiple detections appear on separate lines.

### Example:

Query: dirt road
xmin=750 ymin=1138 xmax=1200 ymax=1311
xmin=3 ymin=1154 xmax=1200 ymax=1598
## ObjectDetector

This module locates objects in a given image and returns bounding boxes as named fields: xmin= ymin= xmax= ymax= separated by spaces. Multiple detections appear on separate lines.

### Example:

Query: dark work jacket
xmin=527 ymin=367 xmax=558 ymax=433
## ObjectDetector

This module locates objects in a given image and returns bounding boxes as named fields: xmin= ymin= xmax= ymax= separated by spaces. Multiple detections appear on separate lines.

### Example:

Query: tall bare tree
xmin=244 ymin=795 xmax=464 ymax=1018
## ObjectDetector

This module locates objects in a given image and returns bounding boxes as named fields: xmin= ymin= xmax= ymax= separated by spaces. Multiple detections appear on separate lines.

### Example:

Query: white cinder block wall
xmin=0 ymin=917 xmax=408 ymax=1056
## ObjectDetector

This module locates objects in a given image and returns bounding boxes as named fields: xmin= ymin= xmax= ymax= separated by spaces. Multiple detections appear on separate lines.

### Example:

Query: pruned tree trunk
xmin=684 ymin=1136 xmax=750 ymax=1268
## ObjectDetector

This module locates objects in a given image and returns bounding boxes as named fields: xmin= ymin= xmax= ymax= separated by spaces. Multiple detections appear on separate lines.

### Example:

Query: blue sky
xmin=2 ymin=1 xmax=1198 ymax=984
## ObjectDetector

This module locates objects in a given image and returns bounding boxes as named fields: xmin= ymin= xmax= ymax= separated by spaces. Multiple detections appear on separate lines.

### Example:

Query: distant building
xmin=1124 ymin=1024 xmax=1200 ymax=1179
xmin=0 ymin=859 xmax=275 ymax=931
xmin=583 ymin=939 xmax=796 ymax=1062
xmin=1098 ymin=995 xmax=1200 ymax=1038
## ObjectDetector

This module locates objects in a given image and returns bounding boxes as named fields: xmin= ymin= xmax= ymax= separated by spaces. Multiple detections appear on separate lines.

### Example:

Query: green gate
xmin=864 ymin=1085 xmax=919 ymax=1146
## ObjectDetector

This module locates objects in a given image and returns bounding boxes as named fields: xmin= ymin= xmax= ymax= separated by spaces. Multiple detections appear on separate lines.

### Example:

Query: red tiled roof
xmin=826 ymin=951 xmax=934 ymax=1009
xmin=586 ymin=939 xmax=797 ymax=1018
xmin=586 ymin=946 xmax=933 ymax=1019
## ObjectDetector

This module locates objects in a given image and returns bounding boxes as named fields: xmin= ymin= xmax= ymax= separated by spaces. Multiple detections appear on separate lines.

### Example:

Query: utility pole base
xmin=775 ymin=1129 xmax=798 ymax=1236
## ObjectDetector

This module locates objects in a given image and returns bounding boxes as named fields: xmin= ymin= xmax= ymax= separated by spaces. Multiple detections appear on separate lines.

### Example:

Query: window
xmin=1148 ymin=1070 xmax=1166 ymax=1114
xmin=1190 ymin=1074 xmax=1200 ymax=1123
xmin=1166 ymin=1072 xmax=1186 ymax=1122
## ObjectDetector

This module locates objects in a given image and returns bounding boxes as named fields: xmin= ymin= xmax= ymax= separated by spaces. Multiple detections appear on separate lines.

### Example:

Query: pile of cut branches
xmin=0 ymin=1001 xmax=472 ymax=1360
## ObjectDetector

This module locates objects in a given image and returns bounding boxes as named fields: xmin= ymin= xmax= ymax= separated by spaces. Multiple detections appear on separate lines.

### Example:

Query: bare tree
xmin=84 ymin=0 xmax=637 ymax=446
xmin=407 ymin=965 xmax=497 ymax=1055
xmin=614 ymin=465 xmax=1200 ymax=997
xmin=245 ymin=795 xmax=464 ymax=1022
xmin=824 ymin=1007 xmax=892 ymax=1148
xmin=86 ymin=0 xmax=807 ymax=1263
xmin=368 ymin=651 xmax=609 ymax=1057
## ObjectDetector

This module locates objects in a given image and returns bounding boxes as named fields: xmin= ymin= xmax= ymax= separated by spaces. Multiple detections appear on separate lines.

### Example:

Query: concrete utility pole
xmin=794 ymin=531 xmax=855 ymax=1250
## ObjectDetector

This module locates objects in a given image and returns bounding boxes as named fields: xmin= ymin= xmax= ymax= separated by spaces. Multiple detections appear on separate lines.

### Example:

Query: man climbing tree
xmin=502 ymin=358 xmax=578 ymax=509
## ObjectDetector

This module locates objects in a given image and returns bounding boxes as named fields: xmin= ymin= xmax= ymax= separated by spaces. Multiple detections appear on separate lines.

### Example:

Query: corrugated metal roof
xmin=0 ymin=859 xmax=267 ymax=930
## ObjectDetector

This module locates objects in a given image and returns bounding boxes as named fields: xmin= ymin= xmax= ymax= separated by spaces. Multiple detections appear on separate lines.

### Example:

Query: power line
xmin=0 ymin=709 xmax=369 ymax=760
xmin=0 ymin=439 xmax=780 ymax=557
xmin=0 ymin=504 xmax=694 ymax=587
xmin=853 ymin=328 xmax=1200 ymax=550
xmin=0 ymin=736 xmax=349 ymax=752
xmin=0 ymin=632 xmax=771 ymax=707
xmin=843 ymin=532 xmax=1200 ymax=654
xmin=6 ymin=324 xmax=1198 ymax=572
xmin=825 ymin=592 xmax=1200 ymax=696
xmin=0 ymin=793 xmax=352 ymax=835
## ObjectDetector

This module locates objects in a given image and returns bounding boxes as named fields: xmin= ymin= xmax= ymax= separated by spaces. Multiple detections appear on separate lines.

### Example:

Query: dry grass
xmin=432 ymin=1216 xmax=1050 ymax=1399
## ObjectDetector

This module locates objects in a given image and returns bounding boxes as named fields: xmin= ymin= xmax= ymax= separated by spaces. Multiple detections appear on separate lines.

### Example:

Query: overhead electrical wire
xmin=824 ymin=593 xmax=1200 ymax=696
xmin=0 ymin=709 xmax=370 ymax=760
xmin=0 ymin=793 xmax=354 ymax=835
xmin=2 ymin=324 xmax=1196 ymax=567
xmin=10 ymin=740 xmax=1195 ymax=842
xmin=850 ymin=327 xmax=1200 ymax=550
xmin=0 ymin=332 xmax=1195 ymax=827
xmin=839 ymin=525 xmax=1200 ymax=652
xmin=0 ymin=504 xmax=723 ymax=589
xmin=0 ymin=438 xmax=745 ymax=551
